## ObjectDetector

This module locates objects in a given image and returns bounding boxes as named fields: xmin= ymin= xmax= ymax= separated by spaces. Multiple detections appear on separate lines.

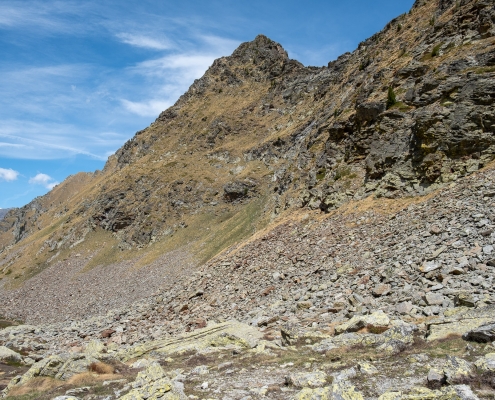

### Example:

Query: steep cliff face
xmin=0 ymin=0 xmax=494 ymax=281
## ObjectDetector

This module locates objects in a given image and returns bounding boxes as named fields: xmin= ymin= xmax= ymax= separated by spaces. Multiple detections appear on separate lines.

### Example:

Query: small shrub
xmin=397 ymin=23 xmax=402 ymax=32
xmin=429 ymin=16 xmax=435 ymax=26
xmin=89 ymin=362 xmax=114 ymax=375
xmin=334 ymin=166 xmax=355 ymax=181
xmin=431 ymin=43 xmax=442 ymax=57
xmin=316 ymin=169 xmax=326 ymax=181
xmin=386 ymin=87 xmax=397 ymax=109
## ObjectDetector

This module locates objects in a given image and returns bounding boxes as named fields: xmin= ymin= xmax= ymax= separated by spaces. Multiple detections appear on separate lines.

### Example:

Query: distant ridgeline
xmin=0 ymin=209 xmax=11 ymax=221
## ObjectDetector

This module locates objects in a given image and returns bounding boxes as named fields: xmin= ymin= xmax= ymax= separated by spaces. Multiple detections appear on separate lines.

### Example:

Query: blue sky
xmin=0 ymin=0 xmax=414 ymax=208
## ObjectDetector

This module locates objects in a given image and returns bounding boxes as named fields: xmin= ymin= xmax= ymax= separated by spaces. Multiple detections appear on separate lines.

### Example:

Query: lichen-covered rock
xmin=443 ymin=356 xmax=477 ymax=384
xmin=357 ymin=362 xmax=378 ymax=375
xmin=85 ymin=339 xmax=105 ymax=357
xmin=55 ymin=354 xmax=99 ymax=381
xmin=2 ymin=352 xmax=100 ymax=397
xmin=313 ymin=321 xmax=416 ymax=355
xmin=52 ymin=396 xmax=80 ymax=400
xmin=0 ymin=346 xmax=22 ymax=362
xmin=120 ymin=362 xmax=186 ymax=400
xmin=427 ymin=305 xmax=495 ymax=341
xmin=16 ymin=355 xmax=65 ymax=385
xmin=286 ymin=371 xmax=329 ymax=388
xmin=474 ymin=352 xmax=495 ymax=372
xmin=292 ymin=382 xmax=364 ymax=400
xmin=131 ymin=362 xmax=166 ymax=389
xmin=462 ymin=322 xmax=495 ymax=343
xmin=334 ymin=311 xmax=390 ymax=335
xmin=427 ymin=368 xmax=446 ymax=388
xmin=331 ymin=381 xmax=364 ymax=399
xmin=116 ymin=321 xmax=262 ymax=362
xmin=292 ymin=386 xmax=332 ymax=400
xmin=378 ymin=385 xmax=478 ymax=399
xmin=281 ymin=323 xmax=300 ymax=346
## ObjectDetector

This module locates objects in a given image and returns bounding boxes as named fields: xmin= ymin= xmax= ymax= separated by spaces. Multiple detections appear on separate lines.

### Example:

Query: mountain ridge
xmin=0 ymin=0 xmax=494 ymax=314
xmin=1 ymin=0 xmax=495 ymax=398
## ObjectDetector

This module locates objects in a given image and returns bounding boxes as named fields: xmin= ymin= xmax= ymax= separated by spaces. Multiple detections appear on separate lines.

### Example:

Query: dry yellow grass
xmin=89 ymin=361 xmax=114 ymax=375
xmin=67 ymin=371 xmax=121 ymax=386
xmin=7 ymin=377 xmax=61 ymax=397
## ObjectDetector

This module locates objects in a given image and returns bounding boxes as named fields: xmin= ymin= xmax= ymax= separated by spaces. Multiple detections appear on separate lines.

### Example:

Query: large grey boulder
xmin=0 ymin=346 xmax=22 ymax=363
xmin=462 ymin=322 xmax=495 ymax=343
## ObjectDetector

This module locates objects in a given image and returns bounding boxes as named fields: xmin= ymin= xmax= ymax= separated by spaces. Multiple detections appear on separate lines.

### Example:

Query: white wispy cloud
xmin=0 ymin=0 xmax=242 ymax=158
xmin=0 ymin=2 xmax=94 ymax=35
xmin=29 ymin=173 xmax=59 ymax=189
xmin=120 ymin=35 xmax=239 ymax=118
xmin=121 ymin=99 xmax=172 ymax=117
xmin=0 ymin=168 xmax=19 ymax=182
xmin=116 ymin=33 xmax=174 ymax=51
xmin=0 ymin=121 xmax=127 ymax=160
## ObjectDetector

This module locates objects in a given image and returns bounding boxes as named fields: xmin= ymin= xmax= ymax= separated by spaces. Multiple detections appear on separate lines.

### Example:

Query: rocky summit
xmin=1 ymin=0 xmax=495 ymax=398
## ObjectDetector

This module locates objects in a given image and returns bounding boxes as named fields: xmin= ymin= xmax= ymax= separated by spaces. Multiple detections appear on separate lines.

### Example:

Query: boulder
xmin=427 ymin=368 xmax=446 ymax=388
xmin=427 ymin=305 xmax=495 ymax=341
xmin=116 ymin=320 xmax=263 ymax=362
xmin=332 ymin=381 xmax=364 ymax=399
xmin=443 ymin=356 xmax=477 ymax=384
xmin=292 ymin=382 xmax=364 ymax=400
xmin=223 ymin=180 xmax=256 ymax=201
xmin=378 ymin=385 xmax=479 ymax=399
xmin=120 ymin=362 xmax=186 ymax=400
xmin=462 ymin=322 xmax=495 ymax=343
xmin=2 ymin=352 xmax=100 ymax=397
xmin=357 ymin=362 xmax=378 ymax=375
xmin=474 ymin=353 xmax=495 ymax=372
xmin=313 ymin=322 xmax=416 ymax=355
xmin=334 ymin=311 xmax=390 ymax=335
xmin=0 ymin=346 xmax=22 ymax=363
xmin=356 ymin=102 xmax=385 ymax=123
xmin=285 ymin=371 xmax=329 ymax=388
xmin=292 ymin=386 xmax=332 ymax=400
xmin=397 ymin=61 xmax=429 ymax=78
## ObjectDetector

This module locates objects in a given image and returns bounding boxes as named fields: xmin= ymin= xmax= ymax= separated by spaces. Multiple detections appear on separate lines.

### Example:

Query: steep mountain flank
xmin=2 ymin=0 xmax=495 ymax=398
xmin=0 ymin=0 xmax=494 ymax=313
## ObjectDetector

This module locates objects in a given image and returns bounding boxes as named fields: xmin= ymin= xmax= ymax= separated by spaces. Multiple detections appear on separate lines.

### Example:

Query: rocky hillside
xmin=1 ymin=0 xmax=494 ymax=275
xmin=2 ymin=164 xmax=495 ymax=398
xmin=0 ymin=210 xmax=10 ymax=221
xmin=0 ymin=0 xmax=495 ymax=398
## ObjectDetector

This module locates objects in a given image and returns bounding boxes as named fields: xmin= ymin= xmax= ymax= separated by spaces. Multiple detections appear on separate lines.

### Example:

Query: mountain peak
xmin=231 ymin=34 xmax=289 ymax=64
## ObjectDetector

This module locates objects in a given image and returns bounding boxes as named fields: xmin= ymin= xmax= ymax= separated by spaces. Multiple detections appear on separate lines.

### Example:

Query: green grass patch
xmin=464 ymin=66 xmax=495 ymax=75
xmin=197 ymin=196 xmax=268 ymax=264
xmin=388 ymin=101 xmax=413 ymax=112
xmin=333 ymin=166 xmax=357 ymax=181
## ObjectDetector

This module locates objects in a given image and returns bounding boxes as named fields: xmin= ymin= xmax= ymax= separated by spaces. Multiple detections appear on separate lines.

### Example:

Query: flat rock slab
xmin=116 ymin=320 xmax=263 ymax=362
xmin=426 ymin=305 xmax=495 ymax=342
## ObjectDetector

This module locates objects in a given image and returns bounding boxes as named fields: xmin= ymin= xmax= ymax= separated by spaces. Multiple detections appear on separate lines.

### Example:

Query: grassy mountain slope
xmin=0 ymin=0 xmax=494 ymax=309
